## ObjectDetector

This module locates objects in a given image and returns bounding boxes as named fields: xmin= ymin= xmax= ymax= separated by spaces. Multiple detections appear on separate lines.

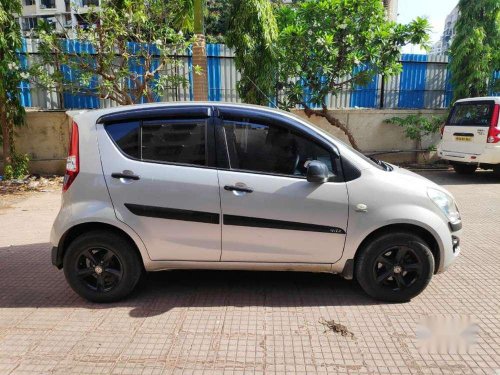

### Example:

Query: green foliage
xmin=275 ymin=0 xmax=430 ymax=110
xmin=385 ymin=114 xmax=445 ymax=149
xmin=34 ymin=0 xmax=192 ymax=105
xmin=226 ymin=0 xmax=278 ymax=105
xmin=3 ymin=153 xmax=30 ymax=180
xmin=450 ymin=0 xmax=500 ymax=101
xmin=0 ymin=0 xmax=27 ymax=173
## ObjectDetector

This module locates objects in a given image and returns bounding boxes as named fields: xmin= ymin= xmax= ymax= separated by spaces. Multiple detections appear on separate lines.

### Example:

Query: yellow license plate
xmin=455 ymin=136 xmax=472 ymax=142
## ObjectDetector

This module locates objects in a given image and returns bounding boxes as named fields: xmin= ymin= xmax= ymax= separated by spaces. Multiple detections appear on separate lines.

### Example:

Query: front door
xmin=216 ymin=109 xmax=349 ymax=264
xmin=97 ymin=107 xmax=222 ymax=261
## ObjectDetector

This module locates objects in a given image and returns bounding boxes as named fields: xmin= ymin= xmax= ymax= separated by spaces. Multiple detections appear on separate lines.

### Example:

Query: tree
xmin=0 ymin=0 xmax=26 ymax=176
xmin=226 ymin=0 xmax=278 ymax=106
xmin=450 ymin=0 xmax=500 ymax=101
xmin=230 ymin=0 xmax=429 ymax=148
xmin=170 ymin=0 xmax=208 ymax=101
xmin=274 ymin=0 xmax=430 ymax=150
xmin=35 ymin=0 xmax=191 ymax=105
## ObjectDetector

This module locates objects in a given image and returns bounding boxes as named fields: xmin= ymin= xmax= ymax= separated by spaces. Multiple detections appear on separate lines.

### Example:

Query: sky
xmin=397 ymin=0 xmax=459 ymax=53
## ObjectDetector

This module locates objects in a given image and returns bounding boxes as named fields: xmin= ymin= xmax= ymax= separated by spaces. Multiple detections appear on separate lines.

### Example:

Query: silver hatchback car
xmin=51 ymin=103 xmax=462 ymax=303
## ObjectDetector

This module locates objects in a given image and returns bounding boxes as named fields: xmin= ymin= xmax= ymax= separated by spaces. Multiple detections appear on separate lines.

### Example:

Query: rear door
xmin=96 ymin=107 xmax=222 ymax=261
xmin=441 ymin=100 xmax=494 ymax=155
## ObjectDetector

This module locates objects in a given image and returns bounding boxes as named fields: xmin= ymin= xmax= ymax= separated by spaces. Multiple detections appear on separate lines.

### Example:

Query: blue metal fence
xmin=17 ymin=39 xmax=500 ymax=110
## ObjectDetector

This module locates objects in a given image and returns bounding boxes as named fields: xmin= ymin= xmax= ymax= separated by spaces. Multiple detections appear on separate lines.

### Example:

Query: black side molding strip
xmin=223 ymin=215 xmax=346 ymax=234
xmin=125 ymin=203 xmax=220 ymax=224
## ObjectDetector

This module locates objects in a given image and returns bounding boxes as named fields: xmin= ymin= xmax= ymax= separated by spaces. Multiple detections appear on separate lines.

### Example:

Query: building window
xmin=40 ymin=0 xmax=56 ymax=8
xmin=81 ymin=0 xmax=99 ymax=6
xmin=24 ymin=0 xmax=35 ymax=5
xmin=22 ymin=17 xmax=38 ymax=31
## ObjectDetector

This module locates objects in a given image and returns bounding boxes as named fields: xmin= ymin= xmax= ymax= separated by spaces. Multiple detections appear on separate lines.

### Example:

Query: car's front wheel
xmin=355 ymin=232 xmax=435 ymax=302
xmin=63 ymin=231 xmax=143 ymax=303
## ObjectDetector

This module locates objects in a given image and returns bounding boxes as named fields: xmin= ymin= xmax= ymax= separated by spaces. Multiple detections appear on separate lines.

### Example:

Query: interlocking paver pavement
xmin=0 ymin=170 xmax=499 ymax=374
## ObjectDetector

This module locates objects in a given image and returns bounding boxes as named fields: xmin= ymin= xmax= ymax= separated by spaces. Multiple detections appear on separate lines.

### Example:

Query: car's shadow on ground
xmin=0 ymin=243 xmax=380 ymax=316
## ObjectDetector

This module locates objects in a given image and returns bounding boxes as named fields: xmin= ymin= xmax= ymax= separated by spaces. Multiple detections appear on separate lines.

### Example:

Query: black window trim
xmin=214 ymin=106 xmax=345 ymax=183
xmin=101 ymin=106 xmax=217 ymax=169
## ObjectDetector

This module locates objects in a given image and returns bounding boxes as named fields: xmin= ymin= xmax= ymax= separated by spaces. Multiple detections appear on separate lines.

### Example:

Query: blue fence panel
xmin=398 ymin=54 xmax=428 ymax=108
xmin=61 ymin=40 xmax=99 ymax=109
xmin=490 ymin=71 xmax=500 ymax=96
xmin=187 ymin=46 xmax=194 ymax=101
xmin=18 ymin=39 xmax=32 ymax=107
xmin=207 ymin=44 xmax=222 ymax=101
xmin=350 ymin=65 xmax=379 ymax=108
xmin=444 ymin=65 xmax=453 ymax=107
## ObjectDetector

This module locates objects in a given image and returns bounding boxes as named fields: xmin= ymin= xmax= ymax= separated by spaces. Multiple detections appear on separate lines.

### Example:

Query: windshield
xmin=447 ymin=101 xmax=494 ymax=126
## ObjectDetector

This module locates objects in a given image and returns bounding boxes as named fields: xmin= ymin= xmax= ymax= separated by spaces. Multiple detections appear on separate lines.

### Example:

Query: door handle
xmin=111 ymin=172 xmax=140 ymax=180
xmin=224 ymin=185 xmax=253 ymax=193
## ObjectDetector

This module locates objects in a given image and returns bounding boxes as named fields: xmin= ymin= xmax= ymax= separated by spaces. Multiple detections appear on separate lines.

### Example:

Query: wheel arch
xmin=54 ymin=222 xmax=146 ymax=271
xmin=353 ymin=223 xmax=440 ymax=276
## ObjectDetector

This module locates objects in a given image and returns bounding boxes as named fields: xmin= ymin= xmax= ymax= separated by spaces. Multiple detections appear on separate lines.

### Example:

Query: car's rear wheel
xmin=452 ymin=163 xmax=477 ymax=174
xmin=63 ymin=231 xmax=142 ymax=303
xmin=355 ymin=232 xmax=434 ymax=302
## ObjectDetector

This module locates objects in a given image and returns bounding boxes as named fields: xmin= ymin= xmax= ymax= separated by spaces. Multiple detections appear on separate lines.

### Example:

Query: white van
xmin=438 ymin=96 xmax=500 ymax=174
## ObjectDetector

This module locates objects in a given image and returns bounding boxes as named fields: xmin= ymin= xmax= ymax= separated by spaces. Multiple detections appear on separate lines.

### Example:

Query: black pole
xmin=379 ymin=74 xmax=385 ymax=109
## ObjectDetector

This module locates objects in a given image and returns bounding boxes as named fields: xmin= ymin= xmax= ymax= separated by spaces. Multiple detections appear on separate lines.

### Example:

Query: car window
xmin=222 ymin=119 xmax=335 ymax=177
xmin=105 ymin=121 xmax=140 ymax=159
xmin=448 ymin=102 xmax=494 ymax=126
xmin=141 ymin=121 xmax=206 ymax=165
xmin=105 ymin=119 xmax=207 ymax=166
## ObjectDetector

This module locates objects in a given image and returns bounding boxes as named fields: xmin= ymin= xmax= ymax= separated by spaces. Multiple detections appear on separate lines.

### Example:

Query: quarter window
xmin=105 ymin=119 xmax=207 ymax=166
xmin=222 ymin=119 xmax=335 ymax=177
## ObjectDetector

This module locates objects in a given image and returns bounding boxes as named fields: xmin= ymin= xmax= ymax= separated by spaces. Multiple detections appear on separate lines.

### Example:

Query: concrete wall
xmin=1 ymin=108 xmax=447 ymax=176
xmin=0 ymin=110 xmax=70 ymax=175
xmin=292 ymin=109 xmax=446 ymax=164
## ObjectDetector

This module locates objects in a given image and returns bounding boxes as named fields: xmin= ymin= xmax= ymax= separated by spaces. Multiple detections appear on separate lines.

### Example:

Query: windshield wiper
xmin=369 ymin=156 xmax=392 ymax=171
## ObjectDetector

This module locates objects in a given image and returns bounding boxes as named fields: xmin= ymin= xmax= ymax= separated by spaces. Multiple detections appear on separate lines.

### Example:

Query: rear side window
xmin=105 ymin=121 xmax=140 ymax=159
xmin=105 ymin=119 xmax=207 ymax=166
xmin=448 ymin=101 xmax=494 ymax=126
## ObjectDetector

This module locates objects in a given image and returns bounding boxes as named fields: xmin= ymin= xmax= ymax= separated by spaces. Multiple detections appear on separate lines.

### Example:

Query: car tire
xmin=63 ymin=231 xmax=143 ymax=303
xmin=452 ymin=163 xmax=477 ymax=174
xmin=355 ymin=232 xmax=435 ymax=303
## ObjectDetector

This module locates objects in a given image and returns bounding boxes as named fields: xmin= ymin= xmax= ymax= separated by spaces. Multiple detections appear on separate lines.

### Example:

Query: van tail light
xmin=487 ymin=104 xmax=500 ymax=143
xmin=63 ymin=121 xmax=79 ymax=192
xmin=440 ymin=125 xmax=445 ymax=138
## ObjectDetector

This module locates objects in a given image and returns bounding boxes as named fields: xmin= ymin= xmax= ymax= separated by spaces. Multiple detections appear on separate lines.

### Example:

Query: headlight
xmin=427 ymin=188 xmax=461 ymax=224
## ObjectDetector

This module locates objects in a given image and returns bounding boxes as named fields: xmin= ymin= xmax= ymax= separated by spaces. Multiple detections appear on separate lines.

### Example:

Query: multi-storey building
xmin=430 ymin=5 xmax=459 ymax=56
xmin=383 ymin=0 xmax=398 ymax=21
xmin=18 ymin=0 xmax=99 ymax=36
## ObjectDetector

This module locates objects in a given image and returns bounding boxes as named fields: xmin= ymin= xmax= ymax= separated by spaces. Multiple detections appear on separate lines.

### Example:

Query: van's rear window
xmin=447 ymin=101 xmax=494 ymax=126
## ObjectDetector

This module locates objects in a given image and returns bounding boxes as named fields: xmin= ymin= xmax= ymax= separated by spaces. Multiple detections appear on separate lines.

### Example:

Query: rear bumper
xmin=438 ymin=143 xmax=500 ymax=165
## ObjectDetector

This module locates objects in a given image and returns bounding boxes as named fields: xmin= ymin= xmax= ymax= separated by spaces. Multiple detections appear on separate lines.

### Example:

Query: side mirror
xmin=306 ymin=160 xmax=329 ymax=183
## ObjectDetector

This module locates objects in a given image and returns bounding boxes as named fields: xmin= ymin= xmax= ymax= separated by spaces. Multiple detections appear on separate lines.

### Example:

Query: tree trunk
xmin=304 ymin=107 xmax=360 ymax=151
xmin=192 ymin=0 xmax=207 ymax=101
xmin=0 ymin=92 xmax=12 ymax=175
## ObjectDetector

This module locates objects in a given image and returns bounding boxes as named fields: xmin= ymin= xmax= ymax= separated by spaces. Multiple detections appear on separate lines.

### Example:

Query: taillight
xmin=487 ymin=104 xmax=500 ymax=143
xmin=440 ymin=125 xmax=445 ymax=138
xmin=63 ymin=121 xmax=79 ymax=192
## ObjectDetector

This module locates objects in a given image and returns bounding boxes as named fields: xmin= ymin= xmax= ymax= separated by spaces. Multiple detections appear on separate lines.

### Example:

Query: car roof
xmin=455 ymin=96 xmax=500 ymax=104
xmin=69 ymin=102 xmax=291 ymax=119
